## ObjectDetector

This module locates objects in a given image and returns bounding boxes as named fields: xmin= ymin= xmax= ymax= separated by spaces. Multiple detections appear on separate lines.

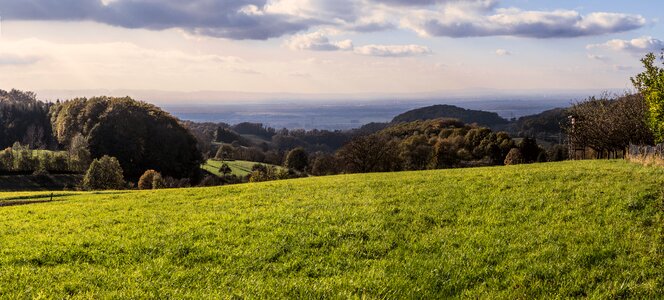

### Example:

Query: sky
xmin=0 ymin=0 xmax=663 ymax=98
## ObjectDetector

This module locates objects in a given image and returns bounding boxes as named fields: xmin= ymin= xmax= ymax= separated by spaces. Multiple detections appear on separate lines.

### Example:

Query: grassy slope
xmin=0 ymin=160 xmax=663 ymax=298
xmin=0 ymin=174 xmax=82 ymax=192
xmin=202 ymin=159 xmax=281 ymax=177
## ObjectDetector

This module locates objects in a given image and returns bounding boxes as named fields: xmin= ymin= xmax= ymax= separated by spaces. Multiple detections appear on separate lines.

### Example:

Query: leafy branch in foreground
xmin=632 ymin=52 xmax=664 ymax=143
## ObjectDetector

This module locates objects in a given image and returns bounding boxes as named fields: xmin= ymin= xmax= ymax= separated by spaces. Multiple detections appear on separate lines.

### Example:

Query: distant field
xmin=0 ymin=160 xmax=663 ymax=298
xmin=202 ymin=159 xmax=281 ymax=177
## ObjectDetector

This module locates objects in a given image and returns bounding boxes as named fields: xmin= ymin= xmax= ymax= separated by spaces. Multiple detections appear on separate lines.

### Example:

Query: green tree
xmin=83 ymin=155 xmax=125 ymax=190
xmin=309 ymin=153 xmax=341 ymax=176
xmin=518 ymin=137 xmax=541 ymax=163
xmin=219 ymin=163 xmax=233 ymax=176
xmin=12 ymin=142 xmax=38 ymax=172
xmin=69 ymin=133 xmax=91 ymax=172
xmin=284 ymin=147 xmax=308 ymax=172
xmin=632 ymin=52 xmax=664 ymax=143
xmin=399 ymin=134 xmax=433 ymax=170
xmin=0 ymin=148 xmax=13 ymax=171
xmin=51 ymin=97 xmax=203 ymax=180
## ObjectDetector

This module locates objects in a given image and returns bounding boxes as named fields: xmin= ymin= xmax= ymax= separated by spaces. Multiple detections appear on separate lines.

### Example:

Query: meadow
xmin=0 ymin=160 xmax=663 ymax=298
xmin=201 ymin=159 xmax=282 ymax=177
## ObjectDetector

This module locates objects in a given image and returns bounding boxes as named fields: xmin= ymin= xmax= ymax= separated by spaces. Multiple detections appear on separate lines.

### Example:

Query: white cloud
xmin=587 ymin=36 xmax=664 ymax=54
xmin=0 ymin=0 xmax=647 ymax=40
xmin=0 ymin=53 xmax=43 ymax=66
xmin=354 ymin=44 xmax=432 ymax=57
xmin=286 ymin=31 xmax=431 ymax=58
xmin=286 ymin=32 xmax=353 ymax=51
xmin=613 ymin=65 xmax=633 ymax=71
xmin=586 ymin=54 xmax=608 ymax=62
xmin=495 ymin=49 xmax=511 ymax=56
xmin=402 ymin=6 xmax=645 ymax=38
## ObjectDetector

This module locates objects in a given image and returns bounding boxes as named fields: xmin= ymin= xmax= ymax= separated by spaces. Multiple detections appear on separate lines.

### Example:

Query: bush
xmin=504 ymin=148 xmax=524 ymax=165
xmin=309 ymin=154 xmax=341 ymax=176
xmin=284 ymin=147 xmax=308 ymax=172
xmin=32 ymin=168 xmax=50 ymax=177
xmin=249 ymin=166 xmax=302 ymax=183
xmin=163 ymin=176 xmax=191 ymax=189
xmin=83 ymin=155 xmax=125 ymax=190
xmin=138 ymin=169 xmax=165 ymax=190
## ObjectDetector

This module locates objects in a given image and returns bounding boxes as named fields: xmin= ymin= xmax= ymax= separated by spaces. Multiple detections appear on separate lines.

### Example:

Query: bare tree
xmin=565 ymin=93 xmax=654 ymax=158
xmin=337 ymin=134 xmax=401 ymax=173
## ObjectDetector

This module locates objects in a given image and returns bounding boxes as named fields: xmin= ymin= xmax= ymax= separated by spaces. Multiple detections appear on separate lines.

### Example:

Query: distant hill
xmin=508 ymin=108 xmax=568 ymax=143
xmin=391 ymin=104 xmax=508 ymax=128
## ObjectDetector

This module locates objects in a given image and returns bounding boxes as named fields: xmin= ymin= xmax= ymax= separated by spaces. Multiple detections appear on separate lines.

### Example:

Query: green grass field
xmin=1 ymin=160 xmax=663 ymax=298
xmin=202 ymin=159 xmax=282 ymax=177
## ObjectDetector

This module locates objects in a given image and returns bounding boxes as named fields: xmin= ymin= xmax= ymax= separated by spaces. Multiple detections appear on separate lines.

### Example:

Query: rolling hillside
xmin=0 ymin=160 xmax=663 ymax=298
xmin=202 ymin=159 xmax=283 ymax=177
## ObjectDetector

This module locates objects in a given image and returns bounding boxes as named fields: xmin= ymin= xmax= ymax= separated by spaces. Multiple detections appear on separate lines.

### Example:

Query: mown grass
xmin=202 ymin=159 xmax=282 ymax=177
xmin=0 ymin=160 xmax=663 ymax=298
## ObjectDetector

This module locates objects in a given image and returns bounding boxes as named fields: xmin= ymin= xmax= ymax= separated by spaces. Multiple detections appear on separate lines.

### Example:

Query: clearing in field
xmin=201 ymin=159 xmax=282 ymax=177
xmin=0 ymin=160 xmax=663 ymax=298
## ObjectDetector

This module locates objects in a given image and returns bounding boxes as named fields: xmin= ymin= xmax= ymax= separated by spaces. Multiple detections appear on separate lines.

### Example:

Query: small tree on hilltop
xmin=138 ymin=169 xmax=165 ymax=190
xmin=504 ymin=148 xmax=524 ymax=165
xmin=83 ymin=155 xmax=125 ymax=190
xmin=285 ymin=147 xmax=308 ymax=172
xmin=219 ymin=163 xmax=232 ymax=176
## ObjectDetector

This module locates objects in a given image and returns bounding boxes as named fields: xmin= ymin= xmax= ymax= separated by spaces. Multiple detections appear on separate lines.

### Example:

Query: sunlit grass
xmin=0 ymin=160 xmax=662 ymax=298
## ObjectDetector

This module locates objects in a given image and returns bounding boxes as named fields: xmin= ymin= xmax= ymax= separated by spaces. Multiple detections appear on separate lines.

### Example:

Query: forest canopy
xmin=50 ymin=97 xmax=203 ymax=180
xmin=0 ymin=89 xmax=55 ymax=149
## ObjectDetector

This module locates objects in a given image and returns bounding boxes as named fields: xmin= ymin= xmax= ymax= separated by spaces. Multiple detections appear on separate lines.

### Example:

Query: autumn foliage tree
xmin=504 ymin=148 xmax=524 ymax=165
xmin=138 ymin=169 xmax=165 ymax=190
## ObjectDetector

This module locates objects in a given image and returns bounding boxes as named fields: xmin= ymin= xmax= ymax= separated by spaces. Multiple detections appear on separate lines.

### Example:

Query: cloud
xmin=371 ymin=0 xmax=497 ymax=9
xmin=286 ymin=32 xmax=353 ymax=51
xmin=286 ymin=32 xmax=430 ymax=58
xmin=586 ymin=54 xmax=608 ymax=62
xmin=495 ymin=49 xmax=511 ymax=56
xmin=612 ymin=65 xmax=633 ymax=71
xmin=402 ymin=7 xmax=646 ymax=38
xmin=587 ymin=36 xmax=664 ymax=54
xmin=1 ymin=0 xmax=314 ymax=40
xmin=0 ymin=54 xmax=42 ymax=66
xmin=354 ymin=44 xmax=432 ymax=57
xmin=0 ymin=0 xmax=647 ymax=40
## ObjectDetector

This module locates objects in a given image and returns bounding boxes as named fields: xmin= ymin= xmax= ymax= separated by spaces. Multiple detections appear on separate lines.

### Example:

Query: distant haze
xmin=34 ymin=88 xmax=621 ymax=130
xmin=0 ymin=1 xmax=661 ymax=94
